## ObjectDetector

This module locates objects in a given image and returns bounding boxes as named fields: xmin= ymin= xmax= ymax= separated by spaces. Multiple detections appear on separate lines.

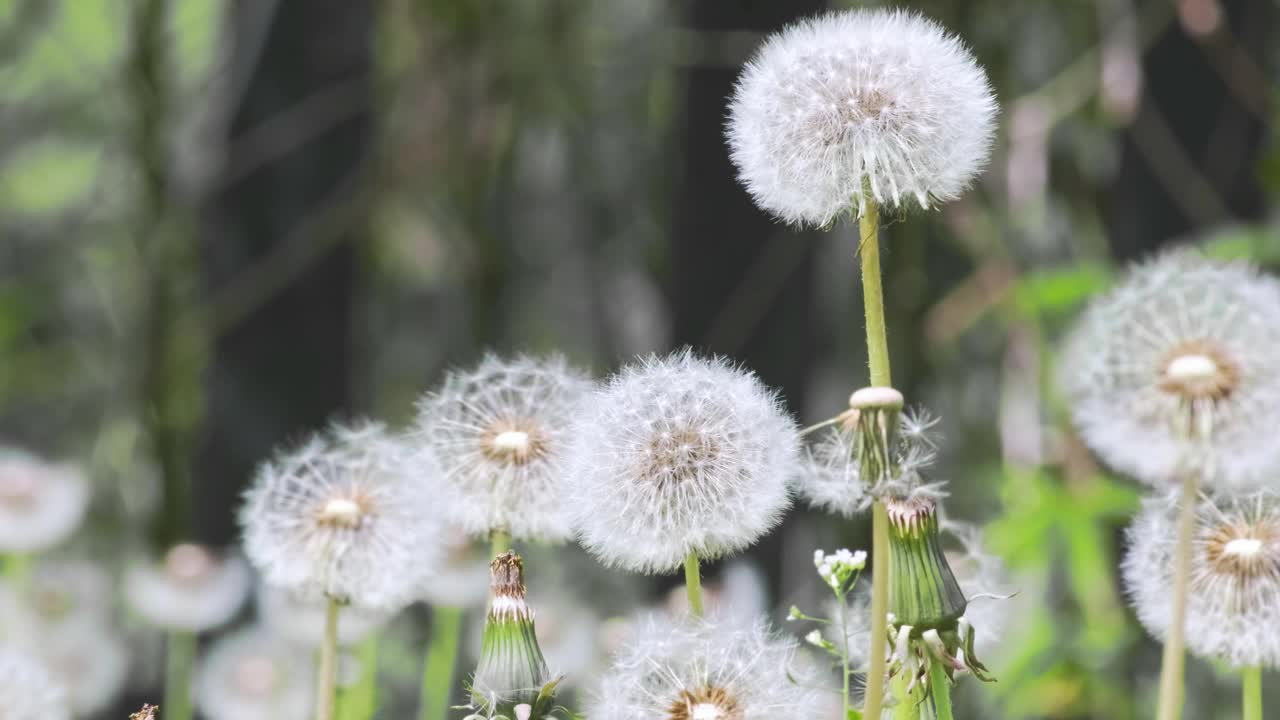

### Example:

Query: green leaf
xmin=0 ymin=140 xmax=100 ymax=215
xmin=1012 ymin=263 xmax=1111 ymax=316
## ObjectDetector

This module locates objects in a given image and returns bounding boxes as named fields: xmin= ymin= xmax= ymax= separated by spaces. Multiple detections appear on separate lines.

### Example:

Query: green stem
xmin=163 ymin=631 xmax=195 ymax=720
xmin=490 ymin=528 xmax=511 ymax=558
xmin=3 ymin=554 xmax=30 ymax=588
xmin=838 ymin=592 xmax=851 ymax=719
xmin=338 ymin=633 xmax=379 ymax=720
xmin=859 ymin=199 xmax=890 ymax=388
xmin=1155 ymin=471 xmax=1199 ymax=720
xmin=419 ymin=605 xmax=464 ymax=720
xmin=316 ymin=596 xmax=341 ymax=720
xmin=865 ymin=502 xmax=891 ymax=719
xmin=1243 ymin=666 xmax=1262 ymax=720
xmin=891 ymin=670 xmax=920 ymax=720
xmin=684 ymin=551 xmax=704 ymax=617
xmin=927 ymin=663 xmax=955 ymax=720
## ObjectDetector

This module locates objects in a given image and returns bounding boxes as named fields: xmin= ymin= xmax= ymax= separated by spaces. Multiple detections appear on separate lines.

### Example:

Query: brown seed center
xmin=317 ymin=494 xmax=368 ymax=530
xmin=1157 ymin=341 xmax=1239 ymax=401
xmin=481 ymin=419 xmax=546 ymax=466
xmin=1203 ymin=521 xmax=1278 ymax=580
xmin=666 ymin=687 xmax=743 ymax=720
xmin=646 ymin=426 xmax=720 ymax=489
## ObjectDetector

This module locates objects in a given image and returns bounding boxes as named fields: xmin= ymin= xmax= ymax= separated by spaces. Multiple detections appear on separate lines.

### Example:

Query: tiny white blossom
xmin=124 ymin=544 xmax=251 ymax=632
xmin=804 ymin=629 xmax=824 ymax=647
xmin=241 ymin=422 xmax=447 ymax=612
xmin=414 ymin=354 xmax=593 ymax=543
xmin=1062 ymin=250 xmax=1280 ymax=489
xmin=812 ymin=549 xmax=825 ymax=569
xmin=567 ymin=351 xmax=798 ymax=574
xmin=727 ymin=9 xmax=997 ymax=226
xmin=0 ymin=450 xmax=89 ymax=554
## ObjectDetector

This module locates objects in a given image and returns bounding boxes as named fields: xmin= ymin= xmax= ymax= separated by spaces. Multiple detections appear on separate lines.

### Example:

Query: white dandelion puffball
xmin=0 ymin=450 xmax=90 ymax=554
xmin=194 ymin=627 xmax=313 ymax=720
xmin=34 ymin=619 xmax=130 ymax=717
xmin=0 ymin=646 xmax=70 ymax=720
xmin=567 ymin=352 xmax=799 ymax=574
xmin=727 ymin=9 xmax=997 ymax=226
xmin=257 ymin=585 xmax=390 ymax=649
xmin=242 ymin=422 xmax=446 ymax=612
xmin=125 ymin=544 xmax=251 ymax=632
xmin=795 ymin=409 xmax=940 ymax=517
xmin=590 ymin=617 xmax=822 ymax=720
xmin=414 ymin=354 xmax=593 ymax=543
xmin=1124 ymin=491 xmax=1280 ymax=669
xmin=1062 ymin=251 xmax=1280 ymax=489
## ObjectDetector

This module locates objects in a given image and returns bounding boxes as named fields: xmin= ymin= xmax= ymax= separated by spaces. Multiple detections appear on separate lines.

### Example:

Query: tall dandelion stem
xmin=419 ymin=605 xmax=463 ymax=720
xmin=163 ymin=631 xmax=195 ymax=720
xmin=1156 ymin=471 xmax=1199 ymax=720
xmin=316 ymin=596 xmax=341 ymax=720
xmin=837 ymin=589 xmax=852 ymax=719
xmin=860 ymin=197 xmax=893 ymax=720
xmin=490 ymin=528 xmax=511 ymax=557
xmin=1243 ymin=666 xmax=1262 ymax=720
xmin=684 ymin=551 xmax=704 ymax=617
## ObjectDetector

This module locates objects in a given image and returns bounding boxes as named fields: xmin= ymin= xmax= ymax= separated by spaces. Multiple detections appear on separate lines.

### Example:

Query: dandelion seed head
xmin=124 ymin=544 xmax=251 ymax=633
xmin=589 ymin=617 xmax=822 ymax=720
xmin=0 ymin=450 xmax=89 ymax=554
xmin=1062 ymin=250 xmax=1280 ymax=489
xmin=726 ymin=9 xmax=997 ymax=226
xmin=241 ymin=422 xmax=446 ymax=612
xmin=1124 ymin=491 xmax=1280 ymax=668
xmin=0 ymin=646 xmax=70 ymax=720
xmin=567 ymin=351 xmax=798 ymax=574
xmin=414 ymin=354 xmax=592 ymax=543
xmin=193 ymin=627 xmax=313 ymax=720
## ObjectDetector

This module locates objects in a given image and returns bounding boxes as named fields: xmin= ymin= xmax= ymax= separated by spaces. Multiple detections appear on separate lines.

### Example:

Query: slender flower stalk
xmin=163 ymin=631 xmax=196 ymax=720
xmin=683 ymin=551 xmax=704 ymax=617
xmin=1242 ymin=666 xmax=1262 ymax=720
xmin=491 ymin=528 xmax=511 ymax=558
xmin=316 ymin=596 xmax=340 ymax=720
xmin=1156 ymin=471 xmax=1198 ymax=720
xmin=419 ymin=606 xmax=464 ymax=720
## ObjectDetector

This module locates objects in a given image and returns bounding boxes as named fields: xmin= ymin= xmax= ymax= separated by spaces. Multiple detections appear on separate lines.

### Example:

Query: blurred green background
xmin=1 ymin=0 xmax=1276 ymax=717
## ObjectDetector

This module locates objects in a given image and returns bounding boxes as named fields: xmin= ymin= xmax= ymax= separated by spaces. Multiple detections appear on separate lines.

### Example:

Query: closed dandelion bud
xmin=886 ymin=496 xmax=966 ymax=630
xmin=471 ymin=552 xmax=556 ymax=716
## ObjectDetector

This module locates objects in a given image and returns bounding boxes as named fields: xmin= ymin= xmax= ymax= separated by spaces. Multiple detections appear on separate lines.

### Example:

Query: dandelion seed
xmin=241 ymin=422 xmax=446 ymax=612
xmin=1124 ymin=490 xmax=1280 ymax=668
xmin=0 ymin=450 xmax=89 ymax=554
xmin=727 ymin=9 xmax=997 ymax=226
xmin=1062 ymin=250 xmax=1280 ymax=489
xmin=567 ymin=351 xmax=798 ymax=574
xmin=414 ymin=354 xmax=593 ymax=543
xmin=589 ymin=617 xmax=823 ymax=719
xmin=124 ymin=544 xmax=251 ymax=632
xmin=193 ymin=627 xmax=313 ymax=720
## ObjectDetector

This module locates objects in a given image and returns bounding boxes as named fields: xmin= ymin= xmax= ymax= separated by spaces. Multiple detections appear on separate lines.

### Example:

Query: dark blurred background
xmin=2 ymin=0 xmax=1277 ymax=717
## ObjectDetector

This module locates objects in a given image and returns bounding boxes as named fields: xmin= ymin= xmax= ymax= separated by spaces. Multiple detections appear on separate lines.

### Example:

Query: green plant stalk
xmin=163 ymin=631 xmax=196 ymax=720
xmin=419 ymin=605 xmax=464 ymax=720
xmin=491 ymin=528 xmax=511 ymax=557
xmin=1155 ymin=471 xmax=1199 ymax=720
xmin=927 ymin=663 xmax=955 ymax=720
xmin=860 ymin=198 xmax=892 ymax=720
xmin=684 ymin=551 xmax=704 ymax=617
xmin=338 ymin=633 xmax=379 ymax=720
xmin=316 ymin=596 xmax=341 ymax=720
xmin=838 ymin=590 xmax=851 ymax=719
xmin=1242 ymin=666 xmax=1262 ymax=720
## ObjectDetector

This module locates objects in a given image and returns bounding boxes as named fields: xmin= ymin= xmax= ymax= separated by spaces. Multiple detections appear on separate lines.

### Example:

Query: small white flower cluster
xmin=813 ymin=548 xmax=866 ymax=592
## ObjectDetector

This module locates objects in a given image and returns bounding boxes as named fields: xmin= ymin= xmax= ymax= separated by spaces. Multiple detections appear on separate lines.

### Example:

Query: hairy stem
xmin=684 ymin=551 xmax=704 ymax=617
xmin=1242 ymin=666 xmax=1262 ymax=720
xmin=928 ymin=663 xmax=955 ymax=720
xmin=316 ymin=596 xmax=341 ymax=720
xmin=163 ymin=631 xmax=195 ymax=720
xmin=1155 ymin=471 xmax=1199 ymax=720
xmin=490 ymin=528 xmax=511 ymax=558
xmin=860 ymin=199 xmax=890 ymax=388
xmin=419 ymin=606 xmax=464 ymax=720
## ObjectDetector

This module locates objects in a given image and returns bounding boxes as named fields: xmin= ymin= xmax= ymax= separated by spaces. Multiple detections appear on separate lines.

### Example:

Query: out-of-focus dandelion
xmin=589 ymin=617 xmax=822 ymax=719
xmin=726 ymin=9 xmax=997 ymax=227
xmin=0 ymin=646 xmax=70 ymax=720
xmin=566 ymin=351 xmax=797 ymax=618
xmin=414 ymin=354 xmax=592 ymax=549
xmin=125 ymin=544 xmax=251 ymax=632
xmin=257 ymin=585 xmax=389 ymax=649
xmin=0 ymin=450 xmax=89 ymax=559
xmin=193 ymin=627 xmax=314 ymax=720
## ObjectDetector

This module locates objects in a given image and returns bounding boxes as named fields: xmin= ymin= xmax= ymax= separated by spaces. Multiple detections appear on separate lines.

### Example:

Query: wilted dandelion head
xmin=0 ymin=646 xmax=70 ymax=720
xmin=193 ymin=627 xmax=313 ymax=720
xmin=567 ymin=351 xmax=798 ymax=574
xmin=1062 ymin=251 xmax=1280 ymax=489
xmin=795 ymin=408 xmax=941 ymax=517
xmin=727 ymin=9 xmax=997 ymax=226
xmin=124 ymin=544 xmax=251 ymax=632
xmin=0 ymin=450 xmax=89 ymax=554
xmin=414 ymin=354 xmax=593 ymax=543
xmin=241 ymin=422 xmax=446 ymax=612
xmin=589 ymin=617 xmax=821 ymax=720
xmin=1124 ymin=490 xmax=1280 ymax=668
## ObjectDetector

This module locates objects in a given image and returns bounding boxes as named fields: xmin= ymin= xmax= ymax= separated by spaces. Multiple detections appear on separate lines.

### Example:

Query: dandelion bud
xmin=471 ymin=552 xmax=556 ymax=715
xmin=886 ymin=496 xmax=967 ymax=629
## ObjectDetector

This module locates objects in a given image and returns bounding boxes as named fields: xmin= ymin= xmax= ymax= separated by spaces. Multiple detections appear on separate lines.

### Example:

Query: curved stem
xmin=316 ymin=596 xmax=341 ymax=720
xmin=1242 ymin=666 xmax=1262 ymax=720
xmin=1155 ymin=471 xmax=1199 ymax=720
xmin=419 ymin=606 xmax=464 ymax=720
xmin=490 ymin=528 xmax=511 ymax=558
xmin=163 ymin=631 xmax=195 ymax=720
xmin=684 ymin=551 xmax=704 ymax=617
